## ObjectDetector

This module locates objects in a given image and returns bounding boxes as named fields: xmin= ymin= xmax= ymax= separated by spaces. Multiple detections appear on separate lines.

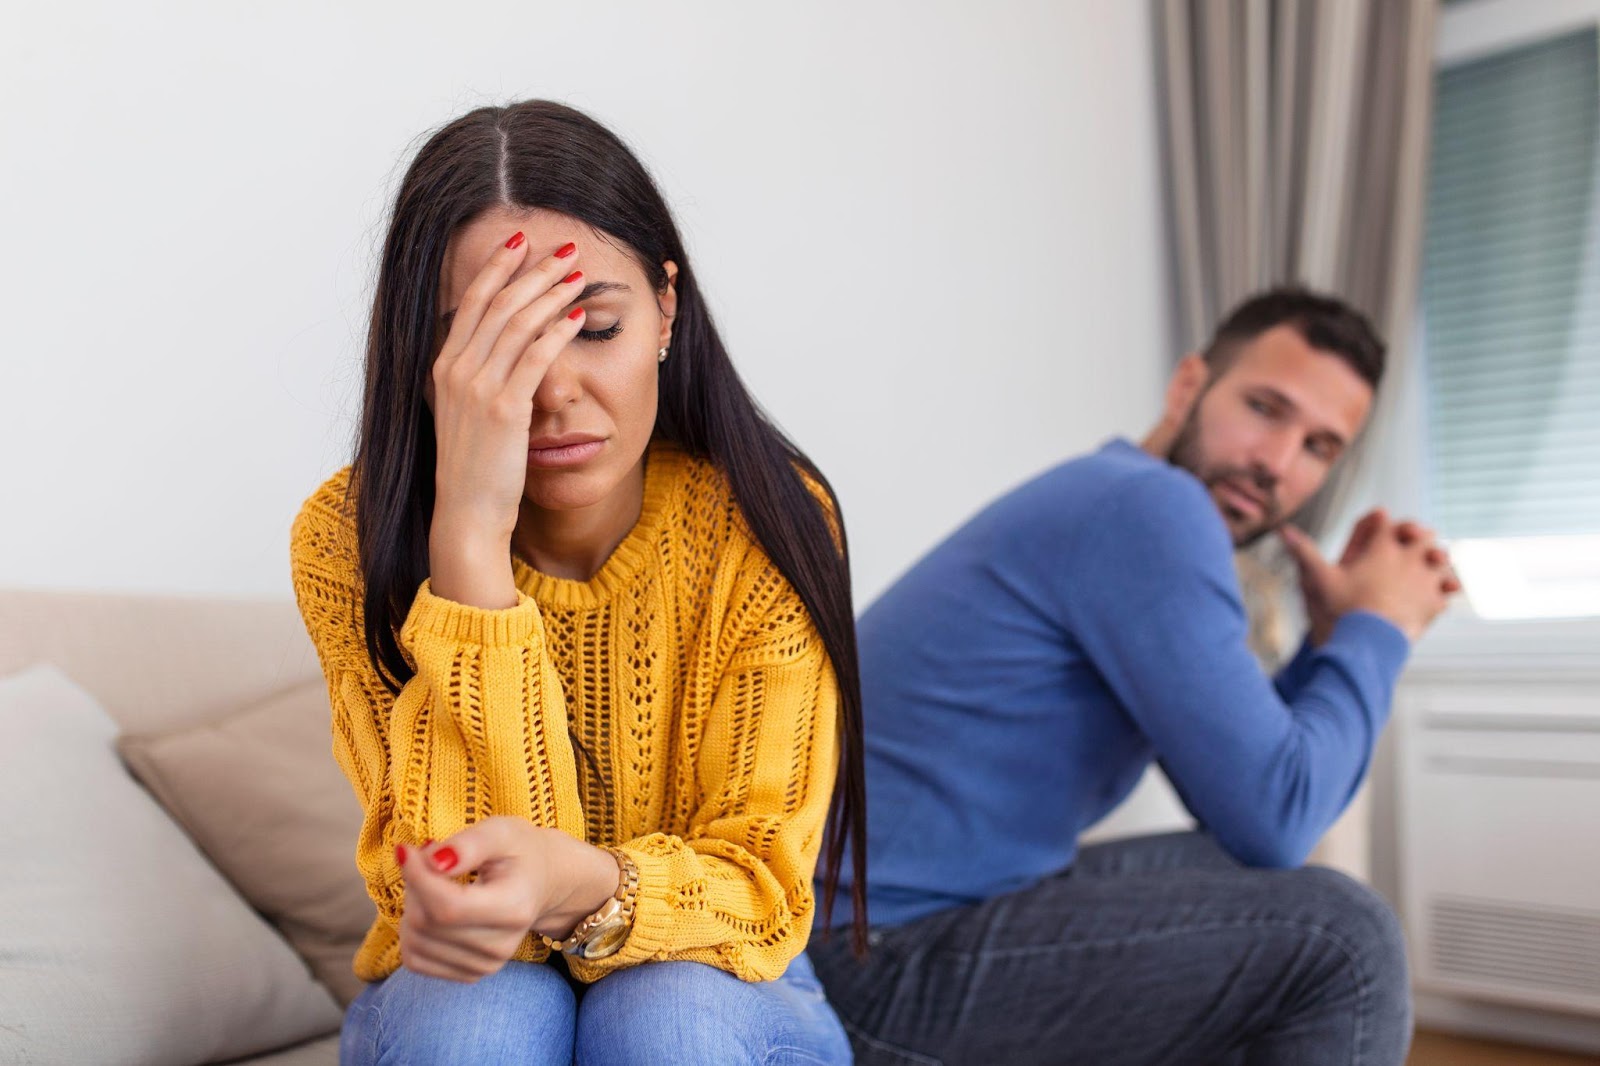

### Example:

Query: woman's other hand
xmin=395 ymin=817 xmax=619 ymax=983
xmin=428 ymin=234 xmax=590 ymax=608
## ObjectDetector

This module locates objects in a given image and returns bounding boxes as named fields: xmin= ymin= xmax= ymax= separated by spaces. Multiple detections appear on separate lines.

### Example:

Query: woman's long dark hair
xmin=351 ymin=100 xmax=867 ymax=952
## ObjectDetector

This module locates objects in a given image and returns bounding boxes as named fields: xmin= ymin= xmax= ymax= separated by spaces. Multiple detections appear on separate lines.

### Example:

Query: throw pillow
xmin=117 ymin=678 xmax=373 ymax=1006
xmin=0 ymin=664 xmax=342 ymax=1065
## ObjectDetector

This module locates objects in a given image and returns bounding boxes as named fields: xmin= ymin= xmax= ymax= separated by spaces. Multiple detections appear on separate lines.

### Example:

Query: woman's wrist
xmin=532 ymin=832 xmax=626 ymax=939
xmin=428 ymin=512 xmax=518 ymax=609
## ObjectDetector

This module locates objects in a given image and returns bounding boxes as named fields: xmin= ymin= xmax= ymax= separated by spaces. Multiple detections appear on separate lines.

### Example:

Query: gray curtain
xmin=1158 ymin=0 xmax=1437 ymax=540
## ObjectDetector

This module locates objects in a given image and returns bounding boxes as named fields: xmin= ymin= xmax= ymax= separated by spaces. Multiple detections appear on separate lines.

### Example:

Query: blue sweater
xmin=828 ymin=439 xmax=1410 ymax=929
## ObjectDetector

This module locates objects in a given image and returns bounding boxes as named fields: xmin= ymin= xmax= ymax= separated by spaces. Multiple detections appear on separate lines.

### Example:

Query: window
xmin=1422 ymin=12 xmax=1600 ymax=621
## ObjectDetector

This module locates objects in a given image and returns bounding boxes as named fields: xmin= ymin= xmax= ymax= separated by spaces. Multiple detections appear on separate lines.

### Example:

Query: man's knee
xmin=1291 ymin=866 xmax=1412 ymax=1020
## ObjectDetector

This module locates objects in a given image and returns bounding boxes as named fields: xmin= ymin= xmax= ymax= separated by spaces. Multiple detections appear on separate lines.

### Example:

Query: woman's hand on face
xmin=394 ymin=817 xmax=621 ymax=983
xmin=428 ymin=235 xmax=589 ymax=607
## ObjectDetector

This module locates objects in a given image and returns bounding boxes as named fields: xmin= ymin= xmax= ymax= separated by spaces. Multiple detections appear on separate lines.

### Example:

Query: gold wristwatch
xmin=540 ymin=846 xmax=639 ymax=960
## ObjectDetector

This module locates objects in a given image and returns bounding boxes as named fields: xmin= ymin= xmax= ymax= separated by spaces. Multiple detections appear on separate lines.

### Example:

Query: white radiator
xmin=1397 ymin=674 xmax=1600 ymax=1017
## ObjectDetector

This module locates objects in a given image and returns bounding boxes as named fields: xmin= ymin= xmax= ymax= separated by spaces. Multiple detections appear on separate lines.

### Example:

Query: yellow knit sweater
xmin=289 ymin=441 xmax=839 ymax=984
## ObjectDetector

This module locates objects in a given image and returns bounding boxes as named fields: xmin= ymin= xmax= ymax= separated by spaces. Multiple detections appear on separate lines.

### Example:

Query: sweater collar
xmin=510 ymin=439 xmax=686 ymax=610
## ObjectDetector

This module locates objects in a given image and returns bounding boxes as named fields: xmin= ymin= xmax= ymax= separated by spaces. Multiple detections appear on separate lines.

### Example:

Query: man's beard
xmin=1166 ymin=411 xmax=1284 ymax=548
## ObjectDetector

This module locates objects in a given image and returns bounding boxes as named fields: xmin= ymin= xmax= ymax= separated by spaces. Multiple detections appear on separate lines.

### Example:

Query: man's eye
xmin=579 ymin=322 xmax=623 ymax=342
xmin=1247 ymin=397 xmax=1275 ymax=415
xmin=1307 ymin=438 xmax=1338 ymax=461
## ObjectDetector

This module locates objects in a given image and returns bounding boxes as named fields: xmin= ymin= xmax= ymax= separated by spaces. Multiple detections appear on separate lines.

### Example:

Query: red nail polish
xmin=433 ymin=847 xmax=459 ymax=873
xmin=567 ymin=307 xmax=585 ymax=321
xmin=505 ymin=231 xmax=525 ymax=250
xmin=554 ymin=242 xmax=576 ymax=259
xmin=395 ymin=844 xmax=408 ymax=866
xmin=562 ymin=271 xmax=583 ymax=285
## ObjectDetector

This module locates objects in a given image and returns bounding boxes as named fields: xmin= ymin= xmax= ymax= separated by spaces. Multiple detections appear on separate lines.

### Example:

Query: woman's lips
xmin=527 ymin=438 xmax=604 ymax=468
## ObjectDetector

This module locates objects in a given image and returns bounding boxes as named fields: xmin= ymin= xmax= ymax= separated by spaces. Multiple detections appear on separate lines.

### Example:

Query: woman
xmin=290 ymin=100 xmax=865 ymax=1064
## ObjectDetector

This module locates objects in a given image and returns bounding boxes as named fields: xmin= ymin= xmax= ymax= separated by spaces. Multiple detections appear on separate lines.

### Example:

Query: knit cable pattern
xmin=289 ymin=441 xmax=839 ymax=984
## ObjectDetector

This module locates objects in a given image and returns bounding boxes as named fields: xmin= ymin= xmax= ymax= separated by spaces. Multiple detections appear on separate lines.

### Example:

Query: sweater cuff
xmin=617 ymin=842 xmax=676 ymax=958
xmin=566 ymin=841 xmax=675 ymax=982
xmin=401 ymin=579 xmax=543 ymax=647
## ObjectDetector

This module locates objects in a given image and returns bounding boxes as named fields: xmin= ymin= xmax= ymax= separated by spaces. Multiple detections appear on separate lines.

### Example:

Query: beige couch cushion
xmin=0 ymin=588 xmax=322 ymax=736
xmin=0 ymin=664 xmax=342 ymax=1065
xmin=118 ymin=679 xmax=374 ymax=1006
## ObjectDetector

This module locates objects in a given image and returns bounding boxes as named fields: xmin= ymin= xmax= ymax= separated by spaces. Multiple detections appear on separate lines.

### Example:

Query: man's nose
xmin=1252 ymin=427 xmax=1301 ymax=482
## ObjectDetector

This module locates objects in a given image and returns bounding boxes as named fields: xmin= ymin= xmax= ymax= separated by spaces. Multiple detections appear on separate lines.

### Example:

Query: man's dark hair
xmin=1202 ymin=286 xmax=1386 ymax=390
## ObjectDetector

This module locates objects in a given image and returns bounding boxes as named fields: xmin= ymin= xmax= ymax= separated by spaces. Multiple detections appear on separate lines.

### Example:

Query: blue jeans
xmin=809 ymin=831 xmax=1412 ymax=1066
xmin=340 ymin=951 xmax=851 ymax=1065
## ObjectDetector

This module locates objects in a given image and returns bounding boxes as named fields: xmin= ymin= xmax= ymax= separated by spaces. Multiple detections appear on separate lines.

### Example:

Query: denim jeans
xmin=809 ymin=831 xmax=1411 ymax=1066
xmin=340 ymin=951 xmax=851 ymax=1065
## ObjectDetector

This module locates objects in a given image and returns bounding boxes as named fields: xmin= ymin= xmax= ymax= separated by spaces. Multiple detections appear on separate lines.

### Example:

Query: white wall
xmin=1 ymin=0 xmax=1171 ymax=604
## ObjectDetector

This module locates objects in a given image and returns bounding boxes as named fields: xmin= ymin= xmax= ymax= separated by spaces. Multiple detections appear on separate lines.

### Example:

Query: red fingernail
xmin=562 ymin=271 xmax=583 ymax=285
xmin=395 ymin=844 xmax=408 ymax=866
xmin=433 ymin=847 xmax=459 ymax=873
xmin=555 ymin=242 xmax=576 ymax=259
xmin=568 ymin=307 xmax=585 ymax=321
xmin=505 ymin=231 xmax=525 ymax=250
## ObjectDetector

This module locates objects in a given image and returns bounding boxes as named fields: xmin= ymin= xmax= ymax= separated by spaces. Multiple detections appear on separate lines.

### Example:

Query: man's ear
xmin=1140 ymin=353 xmax=1208 ymax=457
xmin=657 ymin=261 xmax=679 ymax=351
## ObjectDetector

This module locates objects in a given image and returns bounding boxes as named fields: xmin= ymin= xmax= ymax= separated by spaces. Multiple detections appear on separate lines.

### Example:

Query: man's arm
xmin=1054 ymin=470 xmax=1434 ymax=868
xmin=1272 ymin=637 xmax=1321 ymax=702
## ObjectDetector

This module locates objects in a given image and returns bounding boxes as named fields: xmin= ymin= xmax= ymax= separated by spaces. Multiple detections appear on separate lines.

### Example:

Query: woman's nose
xmin=532 ymin=352 xmax=582 ymax=412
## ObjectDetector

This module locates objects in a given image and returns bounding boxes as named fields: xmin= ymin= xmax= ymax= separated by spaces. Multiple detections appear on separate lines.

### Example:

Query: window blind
xmin=1422 ymin=27 xmax=1600 ymax=540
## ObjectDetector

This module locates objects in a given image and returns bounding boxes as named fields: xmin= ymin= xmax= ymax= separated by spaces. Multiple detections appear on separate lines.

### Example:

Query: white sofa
xmin=1 ymin=588 xmax=359 ymax=1065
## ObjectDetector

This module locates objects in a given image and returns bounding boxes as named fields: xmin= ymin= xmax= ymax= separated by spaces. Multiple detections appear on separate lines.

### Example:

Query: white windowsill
xmin=1404 ymin=611 xmax=1600 ymax=681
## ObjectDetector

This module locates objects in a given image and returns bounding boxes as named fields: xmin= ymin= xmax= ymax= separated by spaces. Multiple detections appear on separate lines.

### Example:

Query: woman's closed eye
xmin=578 ymin=321 xmax=623 ymax=342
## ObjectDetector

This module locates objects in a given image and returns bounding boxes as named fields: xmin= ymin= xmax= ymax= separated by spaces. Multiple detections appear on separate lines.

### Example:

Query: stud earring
xmin=657 ymin=347 xmax=669 ymax=363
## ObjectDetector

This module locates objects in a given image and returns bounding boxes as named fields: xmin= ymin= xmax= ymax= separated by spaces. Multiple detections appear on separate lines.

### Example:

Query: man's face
xmin=1168 ymin=325 xmax=1374 ymax=547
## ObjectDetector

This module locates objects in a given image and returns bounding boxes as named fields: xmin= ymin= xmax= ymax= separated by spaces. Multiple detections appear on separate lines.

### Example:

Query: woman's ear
xmin=657 ymin=261 xmax=679 ymax=350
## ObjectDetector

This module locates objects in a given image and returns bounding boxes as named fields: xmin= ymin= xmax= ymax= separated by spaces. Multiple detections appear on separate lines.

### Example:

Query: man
xmin=810 ymin=288 xmax=1460 ymax=1066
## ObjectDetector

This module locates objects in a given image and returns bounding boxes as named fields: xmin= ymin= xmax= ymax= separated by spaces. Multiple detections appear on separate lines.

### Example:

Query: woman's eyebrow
xmin=575 ymin=280 xmax=632 ymax=302
xmin=439 ymin=280 xmax=634 ymax=326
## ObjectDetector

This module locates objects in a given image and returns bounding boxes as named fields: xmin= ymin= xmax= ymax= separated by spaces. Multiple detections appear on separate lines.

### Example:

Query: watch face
xmin=573 ymin=916 xmax=631 ymax=960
